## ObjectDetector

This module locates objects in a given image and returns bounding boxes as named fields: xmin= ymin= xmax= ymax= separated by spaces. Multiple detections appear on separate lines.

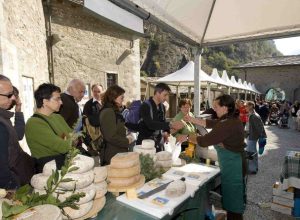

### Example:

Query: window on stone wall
xmin=106 ymin=73 xmax=118 ymax=88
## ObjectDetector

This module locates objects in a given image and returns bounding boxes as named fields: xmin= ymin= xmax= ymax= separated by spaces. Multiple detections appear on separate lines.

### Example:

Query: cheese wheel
xmin=133 ymin=145 xmax=156 ymax=157
xmin=156 ymin=159 xmax=173 ymax=168
xmin=17 ymin=204 xmax=62 ymax=220
xmin=165 ymin=180 xmax=186 ymax=198
xmin=93 ymin=181 xmax=108 ymax=199
xmin=156 ymin=151 xmax=172 ymax=161
xmin=107 ymin=164 xmax=140 ymax=178
xmin=94 ymin=166 xmax=107 ymax=183
xmin=63 ymin=200 xmax=93 ymax=219
xmin=141 ymin=139 xmax=155 ymax=149
xmin=110 ymin=152 xmax=140 ymax=169
xmin=43 ymin=154 xmax=94 ymax=176
xmin=60 ymin=169 xmax=94 ymax=190
xmin=31 ymin=170 xmax=94 ymax=190
xmin=107 ymin=174 xmax=141 ymax=187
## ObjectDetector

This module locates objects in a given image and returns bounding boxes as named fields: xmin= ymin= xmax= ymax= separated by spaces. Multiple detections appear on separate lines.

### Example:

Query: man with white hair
xmin=59 ymin=79 xmax=85 ymax=129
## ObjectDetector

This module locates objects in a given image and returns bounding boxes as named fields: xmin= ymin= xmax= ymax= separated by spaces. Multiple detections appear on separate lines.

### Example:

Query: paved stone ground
xmin=244 ymin=124 xmax=300 ymax=220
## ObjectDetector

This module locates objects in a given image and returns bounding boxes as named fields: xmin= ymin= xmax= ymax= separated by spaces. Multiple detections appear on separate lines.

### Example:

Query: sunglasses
xmin=0 ymin=93 xmax=14 ymax=98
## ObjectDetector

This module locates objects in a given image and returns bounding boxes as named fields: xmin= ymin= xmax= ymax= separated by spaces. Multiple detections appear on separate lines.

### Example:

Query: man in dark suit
xmin=83 ymin=84 xmax=103 ymax=126
xmin=59 ymin=79 xmax=85 ymax=130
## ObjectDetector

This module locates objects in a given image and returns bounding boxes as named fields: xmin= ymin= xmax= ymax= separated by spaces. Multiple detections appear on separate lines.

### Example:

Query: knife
xmin=138 ymin=177 xmax=185 ymax=199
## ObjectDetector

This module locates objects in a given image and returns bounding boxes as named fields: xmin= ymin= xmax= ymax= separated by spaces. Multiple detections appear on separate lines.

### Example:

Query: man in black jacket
xmin=137 ymin=83 xmax=184 ymax=151
xmin=0 ymin=74 xmax=34 ymax=189
xmin=59 ymin=79 xmax=85 ymax=130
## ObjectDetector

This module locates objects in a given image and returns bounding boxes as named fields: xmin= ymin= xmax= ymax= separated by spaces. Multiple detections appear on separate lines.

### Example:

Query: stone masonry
xmin=50 ymin=1 xmax=141 ymax=100
xmin=235 ymin=66 xmax=300 ymax=102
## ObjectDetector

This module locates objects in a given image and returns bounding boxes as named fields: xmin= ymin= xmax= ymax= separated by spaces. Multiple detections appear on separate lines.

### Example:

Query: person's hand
xmin=176 ymin=134 xmax=188 ymax=144
xmin=170 ymin=121 xmax=184 ymax=130
xmin=188 ymin=133 xmax=198 ymax=145
xmin=15 ymin=96 xmax=22 ymax=112
xmin=183 ymin=114 xmax=194 ymax=123
xmin=163 ymin=132 xmax=170 ymax=143
xmin=127 ymin=134 xmax=135 ymax=144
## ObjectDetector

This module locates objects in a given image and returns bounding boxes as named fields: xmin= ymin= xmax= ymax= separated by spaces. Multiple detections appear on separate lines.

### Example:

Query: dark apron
xmin=214 ymin=145 xmax=246 ymax=214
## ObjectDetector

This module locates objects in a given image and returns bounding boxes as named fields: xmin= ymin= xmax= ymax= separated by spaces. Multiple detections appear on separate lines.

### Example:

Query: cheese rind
xmin=16 ymin=204 xmax=62 ymax=220
xmin=110 ymin=152 xmax=139 ymax=169
xmin=43 ymin=154 xmax=94 ymax=175
xmin=93 ymin=166 xmax=107 ymax=183
xmin=93 ymin=181 xmax=108 ymax=199
xmin=107 ymin=164 xmax=140 ymax=178
xmin=156 ymin=151 xmax=172 ymax=161
xmin=156 ymin=159 xmax=173 ymax=168
xmin=133 ymin=145 xmax=156 ymax=157
xmin=107 ymin=174 xmax=141 ymax=187
xmin=141 ymin=139 xmax=155 ymax=149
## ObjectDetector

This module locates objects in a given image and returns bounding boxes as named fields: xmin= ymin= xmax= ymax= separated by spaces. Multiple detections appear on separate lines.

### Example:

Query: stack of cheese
xmin=107 ymin=152 xmax=144 ymax=191
xmin=31 ymin=154 xmax=107 ymax=219
xmin=133 ymin=139 xmax=156 ymax=157
xmin=155 ymin=151 xmax=173 ymax=171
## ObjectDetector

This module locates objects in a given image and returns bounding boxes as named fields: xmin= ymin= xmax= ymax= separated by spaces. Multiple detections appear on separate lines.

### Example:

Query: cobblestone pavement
xmin=244 ymin=125 xmax=300 ymax=220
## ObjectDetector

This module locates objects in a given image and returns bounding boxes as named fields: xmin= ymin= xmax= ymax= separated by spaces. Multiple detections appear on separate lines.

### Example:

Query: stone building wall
xmin=0 ymin=0 xmax=48 ymax=121
xmin=236 ymin=65 xmax=300 ymax=102
xmin=50 ymin=1 xmax=140 ymax=101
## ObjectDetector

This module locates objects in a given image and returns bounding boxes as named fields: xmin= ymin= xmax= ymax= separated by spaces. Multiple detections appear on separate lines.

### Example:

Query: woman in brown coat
xmin=99 ymin=85 xmax=133 ymax=165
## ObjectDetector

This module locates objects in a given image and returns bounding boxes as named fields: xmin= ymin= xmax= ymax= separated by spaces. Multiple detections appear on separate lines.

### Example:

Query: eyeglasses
xmin=0 ymin=93 xmax=14 ymax=98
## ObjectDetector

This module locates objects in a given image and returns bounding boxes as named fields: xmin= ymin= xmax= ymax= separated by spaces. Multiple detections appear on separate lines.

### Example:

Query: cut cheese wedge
xmin=43 ymin=154 xmax=94 ymax=176
xmin=165 ymin=180 xmax=186 ymax=198
xmin=107 ymin=174 xmax=141 ymax=188
xmin=110 ymin=152 xmax=139 ymax=169
xmin=93 ymin=166 xmax=107 ymax=183
xmin=63 ymin=200 xmax=93 ymax=219
xmin=107 ymin=164 xmax=140 ymax=178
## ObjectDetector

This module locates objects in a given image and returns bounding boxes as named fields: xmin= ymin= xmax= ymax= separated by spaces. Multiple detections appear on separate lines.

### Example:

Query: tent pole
xmin=228 ymin=86 xmax=231 ymax=95
xmin=176 ymin=85 xmax=179 ymax=113
xmin=188 ymin=86 xmax=191 ymax=99
xmin=238 ymin=90 xmax=240 ymax=100
xmin=207 ymin=83 xmax=211 ymax=108
xmin=193 ymin=47 xmax=202 ymax=117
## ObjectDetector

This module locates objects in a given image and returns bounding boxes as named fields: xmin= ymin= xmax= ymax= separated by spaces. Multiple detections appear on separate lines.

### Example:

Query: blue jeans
xmin=246 ymin=139 xmax=258 ymax=172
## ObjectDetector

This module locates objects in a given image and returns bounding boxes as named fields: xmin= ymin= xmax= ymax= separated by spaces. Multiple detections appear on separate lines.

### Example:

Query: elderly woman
xmin=185 ymin=94 xmax=246 ymax=220
xmin=172 ymin=98 xmax=196 ymax=150
xmin=99 ymin=85 xmax=133 ymax=165
xmin=25 ymin=83 xmax=73 ymax=173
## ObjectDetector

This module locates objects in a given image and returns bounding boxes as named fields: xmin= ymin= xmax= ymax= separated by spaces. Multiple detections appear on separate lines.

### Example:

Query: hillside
xmin=140 ymin=23 xmax=282 ymax=77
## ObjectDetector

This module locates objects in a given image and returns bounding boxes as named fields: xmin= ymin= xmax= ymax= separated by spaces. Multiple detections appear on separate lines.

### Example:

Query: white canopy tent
xmin=110 ymin=0 xmax=300 ymax=115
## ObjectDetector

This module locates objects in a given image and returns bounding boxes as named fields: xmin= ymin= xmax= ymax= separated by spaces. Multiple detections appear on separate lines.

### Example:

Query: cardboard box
xmin=273 ymin=196 xmax=294 ymax=207
xmin=273 ymin=182 xmax=294 ymax=200
xmin=271 ymin=203 xmax=292 ymax=216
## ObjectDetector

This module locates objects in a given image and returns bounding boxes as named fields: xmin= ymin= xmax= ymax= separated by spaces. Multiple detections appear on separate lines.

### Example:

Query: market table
xmin=95 ymin=165 xmax=220 ymax=220
xmin=280 ymin=150 xmax=300 ymax=189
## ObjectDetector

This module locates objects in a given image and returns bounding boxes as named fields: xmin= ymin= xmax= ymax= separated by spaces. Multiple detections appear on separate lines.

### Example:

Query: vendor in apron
xmin=185 ymin=94 xmax=247 ymax=220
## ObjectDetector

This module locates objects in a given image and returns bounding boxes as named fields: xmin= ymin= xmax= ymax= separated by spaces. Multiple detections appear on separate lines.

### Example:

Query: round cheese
xmin=133 ymin=145 xmax=156 ymax=157
xmin=141 ymin=139 xmax=155 ymax=149
xmin=107 ymin=174 xmax=141 ymax=188
xmin=156 ymin=151 xmax=172 ymax=161
xmin=156 ymin=159 xmax=173 ymax=168
xmin=31 ymin=170 xmax=94 ymax=190
xmin=165 ymin=180 xmax=186 ymax=198
xmin=110 ymin=152 xmax=139 ymax=169
xmin=93 ymin=181 xmax=108 ymax=199
xmin=63 ymin=200 xmax=93 ymax=219
xmin=43 ymin=154 xmax=94 ymax=176
xmin=17 ymin=204 xmax=62 ymax=220
xmin=60 ymin=169 xmax=94 ymax=190
xmin=107 ymin=164 xmax=140 ymax=178
xmin=93 ymin=166 xmax=107 ymax=183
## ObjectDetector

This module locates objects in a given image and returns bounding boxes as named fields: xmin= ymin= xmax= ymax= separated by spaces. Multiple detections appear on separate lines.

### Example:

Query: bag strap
xmin=32 ymin=114 xmax=58 ymax=135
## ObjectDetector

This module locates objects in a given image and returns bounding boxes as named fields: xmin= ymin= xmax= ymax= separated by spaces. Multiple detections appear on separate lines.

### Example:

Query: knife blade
xmin=138 ymin=177 xmax=185 ymax=199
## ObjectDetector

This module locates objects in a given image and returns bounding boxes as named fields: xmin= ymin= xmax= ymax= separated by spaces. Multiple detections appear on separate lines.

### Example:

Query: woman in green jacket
xmin=186 ymin=94 xmax=246 ymax=220
xmin=99 ymin=85 xmax=133 ymax=165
